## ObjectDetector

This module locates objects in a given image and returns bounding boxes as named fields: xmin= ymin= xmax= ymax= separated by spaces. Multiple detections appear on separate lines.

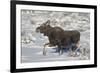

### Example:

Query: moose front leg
xmin=43 ymin=43 xmax=50 ymax=56
xmin=58 ymin=44 xmax=63 ymax=55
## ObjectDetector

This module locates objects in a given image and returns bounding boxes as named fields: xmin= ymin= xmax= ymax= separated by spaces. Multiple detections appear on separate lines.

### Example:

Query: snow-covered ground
xmin=21 ymin=10 xmax=90 ymax=63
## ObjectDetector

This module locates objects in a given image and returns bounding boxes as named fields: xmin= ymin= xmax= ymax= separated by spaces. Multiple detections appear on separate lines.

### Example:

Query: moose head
xmin=36 ymin=20 xmax=51 ymax=36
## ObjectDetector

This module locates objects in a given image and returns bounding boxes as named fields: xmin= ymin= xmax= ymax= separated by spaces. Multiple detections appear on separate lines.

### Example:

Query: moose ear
xmin=42 ymin=20 xmax=50 ymax=26
xmin=46 ymin=20 xmax=50 ymax=25
xmin=42 ymin=22 xmax=46 ymax=26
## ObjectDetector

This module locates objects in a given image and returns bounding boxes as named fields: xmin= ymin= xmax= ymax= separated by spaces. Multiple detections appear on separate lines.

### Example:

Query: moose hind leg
xmin=75 ymin=40 xmax=80 ymax=52
xmin=73 ymin=40 xmax=80 ymax=56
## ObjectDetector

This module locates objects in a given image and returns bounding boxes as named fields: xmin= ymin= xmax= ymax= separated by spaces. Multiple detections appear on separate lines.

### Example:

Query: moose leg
xmin=75 ymin=40 xmax=80 ymax=52
xmin=58 ymin=44 xmax=63 ymax=55
xmin=69 ymin=44 xmax=76 ymax=56
xmin=43 ymin=43 xmax=50 ymax=56
xmin=72 ymin=40 xmax=80 ymax=56
xmin=68 ymin=42 xmax=79 ymax=57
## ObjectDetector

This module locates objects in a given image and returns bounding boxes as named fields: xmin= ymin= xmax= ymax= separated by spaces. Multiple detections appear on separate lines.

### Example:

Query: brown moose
xmin=36 ymin=20 xmax=80 ymax=56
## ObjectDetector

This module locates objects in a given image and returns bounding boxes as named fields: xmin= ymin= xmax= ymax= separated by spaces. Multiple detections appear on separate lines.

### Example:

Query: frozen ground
xmin=21 ymin=10 xmax=90 ymax=63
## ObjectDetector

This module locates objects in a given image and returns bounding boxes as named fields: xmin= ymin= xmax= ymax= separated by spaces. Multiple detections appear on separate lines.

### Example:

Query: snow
xmin=21 ymin=10 xmax=90 ymax=63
